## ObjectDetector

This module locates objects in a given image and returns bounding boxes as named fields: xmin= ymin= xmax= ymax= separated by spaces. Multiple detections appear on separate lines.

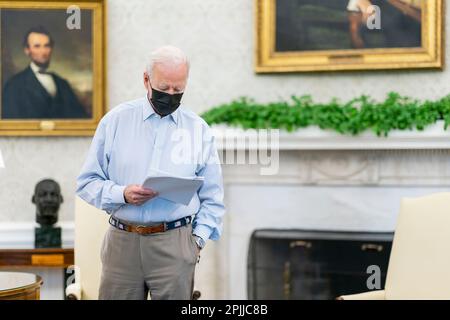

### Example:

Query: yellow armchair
xmin=339 ymin=192 xmax=450 ymax=300
xmin=65 ymin=197 xmax=109 ymax=300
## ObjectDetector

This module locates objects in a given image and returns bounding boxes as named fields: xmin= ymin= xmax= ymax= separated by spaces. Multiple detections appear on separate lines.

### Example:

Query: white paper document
xmin=142 ymin=175 xmax=204 ymax=206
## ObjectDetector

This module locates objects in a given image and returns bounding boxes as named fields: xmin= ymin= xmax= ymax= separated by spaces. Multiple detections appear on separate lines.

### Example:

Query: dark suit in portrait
xmin=1 ymin=26 xmax=89 ymax=120
xmin=2 ymin=66 xmax=89 ymax=119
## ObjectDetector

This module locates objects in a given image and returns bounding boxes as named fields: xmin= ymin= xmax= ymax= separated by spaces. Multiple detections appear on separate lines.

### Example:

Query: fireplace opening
xmin=247 ymin=229 xmax=393 ymax=300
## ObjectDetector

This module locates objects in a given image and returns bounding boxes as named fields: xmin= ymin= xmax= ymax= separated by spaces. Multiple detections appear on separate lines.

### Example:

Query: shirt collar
xmin=30 ymin=61 xmax=52 ymax=75
xmin=142 ymin=94 xmax=178 ymax=124
xmin=30 ymin=62 xmax=41 ymax=74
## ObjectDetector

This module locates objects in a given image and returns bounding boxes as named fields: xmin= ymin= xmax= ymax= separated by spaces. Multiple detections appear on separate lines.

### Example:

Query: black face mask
xmin=149 ymin=85 xmax=184 ymax=117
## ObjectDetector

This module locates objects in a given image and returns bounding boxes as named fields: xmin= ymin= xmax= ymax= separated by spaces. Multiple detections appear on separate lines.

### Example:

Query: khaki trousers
xmin=98 ymin=223 xmax=199 ymax=300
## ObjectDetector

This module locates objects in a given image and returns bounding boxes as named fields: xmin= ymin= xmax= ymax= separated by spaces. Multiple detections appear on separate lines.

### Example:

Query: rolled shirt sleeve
xmin=76 ymin=115 xmax=126 ymax=213
xmin=192 ymin=126 xmax=225 ymax=243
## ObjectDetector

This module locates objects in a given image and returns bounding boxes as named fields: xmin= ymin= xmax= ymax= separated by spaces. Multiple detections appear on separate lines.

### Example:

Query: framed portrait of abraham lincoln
xmin=0 ymin=0 xmax=106 ymax=136
xmin=255 ymin=0 xmax=444 ymax=73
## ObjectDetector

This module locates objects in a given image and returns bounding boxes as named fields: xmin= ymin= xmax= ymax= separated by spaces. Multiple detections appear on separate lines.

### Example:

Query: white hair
xmin=146 ymin=45 xmax=190 ymax=79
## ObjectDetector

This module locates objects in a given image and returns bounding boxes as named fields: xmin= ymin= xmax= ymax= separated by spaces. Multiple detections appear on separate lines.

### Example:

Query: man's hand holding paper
xmin=123 ymin=184 xmax=159 ymax=206
xmin=141 ymin=175 xmax=204 ymax=206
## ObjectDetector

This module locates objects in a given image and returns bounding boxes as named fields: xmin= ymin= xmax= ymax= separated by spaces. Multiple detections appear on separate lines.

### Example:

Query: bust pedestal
xmin=35 ymin=226 xmax=61 ymax=248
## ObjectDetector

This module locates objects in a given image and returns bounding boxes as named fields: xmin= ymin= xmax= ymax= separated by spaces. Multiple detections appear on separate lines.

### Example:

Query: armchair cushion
xmin=338 ymin=290 xmax=386 ymax=300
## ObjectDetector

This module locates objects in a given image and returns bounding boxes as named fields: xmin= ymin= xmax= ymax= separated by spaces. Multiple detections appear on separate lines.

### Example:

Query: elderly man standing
xmin=76 ymin=46 xmax=225 ymax=300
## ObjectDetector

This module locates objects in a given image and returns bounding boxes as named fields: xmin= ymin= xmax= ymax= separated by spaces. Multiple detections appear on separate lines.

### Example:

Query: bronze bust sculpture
xmin=33 ymin=179 xmax=63 ymax=248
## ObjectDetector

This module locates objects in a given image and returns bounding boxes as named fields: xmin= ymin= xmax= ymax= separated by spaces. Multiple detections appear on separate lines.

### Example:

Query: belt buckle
xmin=135 ymin=225 xmax=147 ymax=235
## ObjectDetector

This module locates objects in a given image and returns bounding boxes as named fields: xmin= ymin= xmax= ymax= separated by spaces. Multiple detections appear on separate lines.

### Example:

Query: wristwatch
xmin=193 ymin=235 xmax=206 ymax=250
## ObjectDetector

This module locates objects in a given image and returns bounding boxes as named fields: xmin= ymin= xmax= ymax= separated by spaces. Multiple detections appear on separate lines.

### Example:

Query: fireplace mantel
xmin=212 ymin=120 xmax=450 ymax=150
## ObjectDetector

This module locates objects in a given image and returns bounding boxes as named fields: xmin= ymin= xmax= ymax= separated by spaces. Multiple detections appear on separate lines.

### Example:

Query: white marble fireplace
xmin=194 ymin=123 xmax=450 ymax=299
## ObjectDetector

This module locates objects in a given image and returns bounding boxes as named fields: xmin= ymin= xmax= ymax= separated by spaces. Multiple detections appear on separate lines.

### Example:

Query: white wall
xmin=1 ymin=0 xmax=450 ymax=222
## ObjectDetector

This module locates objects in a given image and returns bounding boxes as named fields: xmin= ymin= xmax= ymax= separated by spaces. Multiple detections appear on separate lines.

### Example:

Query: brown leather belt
xmin=109 ymin=215 xmax=193 ymax=235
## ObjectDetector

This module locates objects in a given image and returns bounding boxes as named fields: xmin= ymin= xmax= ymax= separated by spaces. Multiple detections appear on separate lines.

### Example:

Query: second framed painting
xmin=255 ymin=0 xmax=444 ymax=73
xmin=0 ymin=0 xmax=106 ymax=136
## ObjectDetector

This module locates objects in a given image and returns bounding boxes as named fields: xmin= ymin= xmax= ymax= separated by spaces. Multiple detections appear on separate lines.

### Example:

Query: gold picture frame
xmin=0 ymin=0 xmax=106 ymax=136
xmin=255 ymin=0 xmax=444 ymax=73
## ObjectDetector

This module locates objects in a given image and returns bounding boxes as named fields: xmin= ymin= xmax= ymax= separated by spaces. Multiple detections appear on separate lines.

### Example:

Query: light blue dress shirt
xmin=76 ymin=96 xmax=225 ymax=243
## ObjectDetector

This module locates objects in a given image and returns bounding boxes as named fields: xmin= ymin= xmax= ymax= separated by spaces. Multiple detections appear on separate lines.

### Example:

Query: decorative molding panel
xmin=222 ymin=149 xmax=450 ymax=186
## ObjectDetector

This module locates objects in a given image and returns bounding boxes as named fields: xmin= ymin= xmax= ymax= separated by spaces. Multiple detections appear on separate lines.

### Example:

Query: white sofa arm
xmin=65 ymin=283 xmax=82 ymax=300
xmin=337 ymin=290 xmax=386 ymax=300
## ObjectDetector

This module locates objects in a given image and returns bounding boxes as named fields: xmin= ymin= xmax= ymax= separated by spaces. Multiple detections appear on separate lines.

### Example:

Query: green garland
xmin=200 ymin=92 xmax=450 ymax=137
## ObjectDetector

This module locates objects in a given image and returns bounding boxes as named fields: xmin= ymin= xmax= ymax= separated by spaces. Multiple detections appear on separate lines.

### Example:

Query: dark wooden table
xmin=0 ymin=248 xmax=74 ymax=268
